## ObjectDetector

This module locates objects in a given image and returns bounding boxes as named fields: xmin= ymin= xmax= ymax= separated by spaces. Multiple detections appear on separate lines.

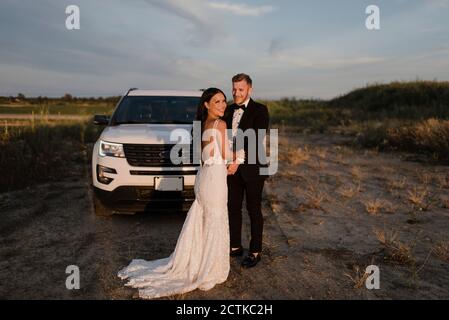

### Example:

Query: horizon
xmin=3 ymin=79 xmax=448 ymax=101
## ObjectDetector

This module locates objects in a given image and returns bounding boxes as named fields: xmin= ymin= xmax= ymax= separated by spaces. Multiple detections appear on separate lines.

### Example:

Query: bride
xmin=117 ymin=88 xmax=243 ymax=299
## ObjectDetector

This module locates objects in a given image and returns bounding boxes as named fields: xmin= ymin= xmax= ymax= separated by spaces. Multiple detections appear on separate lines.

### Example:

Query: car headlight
xmin=99 ymin=140 xmax=125 ymax=158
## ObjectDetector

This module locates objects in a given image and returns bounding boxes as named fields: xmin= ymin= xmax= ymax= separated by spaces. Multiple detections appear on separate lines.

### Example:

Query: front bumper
xmin=93 ymin=185 xmax=195 ymax=212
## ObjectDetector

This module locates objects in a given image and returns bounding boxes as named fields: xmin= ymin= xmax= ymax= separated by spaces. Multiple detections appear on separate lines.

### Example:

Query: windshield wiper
xmin=112 ymin=120 xmax=193 ymax=125
xmin=112 ymin=120 xmax=145 ymax=125
xmin=163 ymin=121 xmax=193 ymax=124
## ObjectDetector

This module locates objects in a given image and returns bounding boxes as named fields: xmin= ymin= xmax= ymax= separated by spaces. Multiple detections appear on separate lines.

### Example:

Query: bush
xmin=0 ymin=121 xmax=102 ymax=192
xmin=387 ymin=118 xmax=449 ymax=161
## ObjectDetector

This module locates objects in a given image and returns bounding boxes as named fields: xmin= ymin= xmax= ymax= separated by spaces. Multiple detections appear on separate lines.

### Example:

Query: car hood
xmin=100 ymin=124 xmax=193 ymax=144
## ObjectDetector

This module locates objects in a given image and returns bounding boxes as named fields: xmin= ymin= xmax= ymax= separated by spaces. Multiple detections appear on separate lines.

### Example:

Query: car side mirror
xmin=93 ymin=115 xmax=110 ymax=125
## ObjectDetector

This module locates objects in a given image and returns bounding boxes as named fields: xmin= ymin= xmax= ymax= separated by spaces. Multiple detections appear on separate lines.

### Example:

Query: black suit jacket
xmin=223 ymin=98 xmax=270 ymax=180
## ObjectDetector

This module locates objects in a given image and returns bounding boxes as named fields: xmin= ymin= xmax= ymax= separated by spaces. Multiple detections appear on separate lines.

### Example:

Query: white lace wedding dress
xmin=118 ymin=119 xmax=231 ymax=299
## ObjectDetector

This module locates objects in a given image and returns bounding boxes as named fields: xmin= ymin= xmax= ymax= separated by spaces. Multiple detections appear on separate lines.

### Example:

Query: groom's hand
xmin=227 ymin=163 xmax=239 ymax=175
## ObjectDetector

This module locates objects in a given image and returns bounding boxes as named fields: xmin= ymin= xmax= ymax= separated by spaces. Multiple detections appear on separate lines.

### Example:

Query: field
xmin=0 ymin=81 xmax=448 ymax=299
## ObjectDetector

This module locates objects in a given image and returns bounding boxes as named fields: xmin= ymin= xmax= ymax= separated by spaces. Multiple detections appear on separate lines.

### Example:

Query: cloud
xmin=208 ymin=1 xmax=274 ymax=16
xmin=143 ymin=0 xmax=224 ymax=45
xmin=424 ymin=0 xmax=449 ymax=8
xmin=264 ymin=46 xmax=386 ymax=70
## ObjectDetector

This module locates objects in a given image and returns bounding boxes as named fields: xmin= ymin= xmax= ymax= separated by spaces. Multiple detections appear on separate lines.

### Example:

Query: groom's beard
xmin=233 ymin=96 xmax=246 ymax=105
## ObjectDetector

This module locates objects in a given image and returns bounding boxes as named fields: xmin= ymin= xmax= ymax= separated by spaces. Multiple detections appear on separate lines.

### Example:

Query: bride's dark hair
xmin=195 ymin=88 xmax=227 ymax=130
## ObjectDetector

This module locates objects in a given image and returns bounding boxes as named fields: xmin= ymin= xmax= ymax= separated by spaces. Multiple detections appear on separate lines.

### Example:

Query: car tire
xmin=93 ymin=194 xmax=113 ymax=217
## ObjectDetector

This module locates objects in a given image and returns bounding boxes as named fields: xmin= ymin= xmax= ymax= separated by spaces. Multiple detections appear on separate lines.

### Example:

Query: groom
xmin=224 ymin=73 xmax=269 ymax=268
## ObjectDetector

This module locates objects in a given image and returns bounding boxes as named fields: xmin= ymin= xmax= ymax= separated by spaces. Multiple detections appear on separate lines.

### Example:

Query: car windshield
xmin=111 ymin=96 xmax=200 ymax=124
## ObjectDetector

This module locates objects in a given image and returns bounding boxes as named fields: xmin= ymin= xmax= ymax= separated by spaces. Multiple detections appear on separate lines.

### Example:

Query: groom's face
xmin=232 ymin=80 xmax=252 ymax=105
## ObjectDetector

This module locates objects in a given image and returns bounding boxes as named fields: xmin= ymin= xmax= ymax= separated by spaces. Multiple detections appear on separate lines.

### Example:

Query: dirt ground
xmin=1 ymin=131 xmax=448 ymax=299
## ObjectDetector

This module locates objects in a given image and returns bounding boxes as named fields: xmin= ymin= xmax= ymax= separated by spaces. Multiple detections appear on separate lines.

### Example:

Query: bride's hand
xmin=233 ymin=149 xmax=245 ymax=164
xmin=227 ymin=163 xmax=239 ymax=175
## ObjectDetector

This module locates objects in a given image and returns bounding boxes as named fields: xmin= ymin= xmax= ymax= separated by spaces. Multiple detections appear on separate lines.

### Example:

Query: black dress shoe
xmin=241 ymin=253 xmax=261 ymax=268
xmin=230 ymin=246 xmax=243 ymax=257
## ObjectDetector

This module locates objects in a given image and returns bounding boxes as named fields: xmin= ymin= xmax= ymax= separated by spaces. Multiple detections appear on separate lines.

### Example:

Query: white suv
xmin=91 ymin=89 xmax=201 ymax=216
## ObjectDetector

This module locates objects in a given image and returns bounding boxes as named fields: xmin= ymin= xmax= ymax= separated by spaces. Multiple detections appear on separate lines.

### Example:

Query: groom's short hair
xmin=232 ymin=73 xmax=252 ymax=87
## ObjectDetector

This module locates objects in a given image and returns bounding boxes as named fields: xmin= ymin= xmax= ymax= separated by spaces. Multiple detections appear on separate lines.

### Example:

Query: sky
xmin=0 ymin=0 xmax=448 ymax=99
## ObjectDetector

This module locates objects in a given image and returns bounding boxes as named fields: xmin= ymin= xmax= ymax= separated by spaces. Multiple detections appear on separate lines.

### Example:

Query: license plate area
xmin=154 ymin=176 xmax=184 ymax=191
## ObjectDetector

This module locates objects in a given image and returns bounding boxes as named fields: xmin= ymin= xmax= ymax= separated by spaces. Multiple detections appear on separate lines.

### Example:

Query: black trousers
xmin=227 ymin=168 xmax=265 ymax=253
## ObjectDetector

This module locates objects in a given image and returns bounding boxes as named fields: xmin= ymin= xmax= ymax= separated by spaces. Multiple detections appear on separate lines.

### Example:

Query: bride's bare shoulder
xmin=216 ymin=119 xmax=227 ymax=129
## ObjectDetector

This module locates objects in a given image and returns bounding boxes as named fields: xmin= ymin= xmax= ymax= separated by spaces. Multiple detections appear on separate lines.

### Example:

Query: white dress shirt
xmin=231 ymin=97 xmax=250 ymax=138
xmin=231 ymin=97 xmax=249 ymax=164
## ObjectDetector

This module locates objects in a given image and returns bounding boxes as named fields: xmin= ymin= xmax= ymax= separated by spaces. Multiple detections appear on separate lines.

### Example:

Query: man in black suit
xmin=224 ymin=73 xmax=269 ymax=268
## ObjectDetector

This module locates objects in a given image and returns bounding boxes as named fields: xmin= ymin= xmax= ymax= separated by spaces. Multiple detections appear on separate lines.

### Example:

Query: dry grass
xmin=314 ymin=148 xmax=327 ymax=160
xmin=374 ymin=229 xmax=414 ymax=264
xmin=309 ymin=159 xmax=326 ymax=170
xmin=265 ymin=192 xmax=280 ymax=205
xmin=168 ymin=293 xmax=187 ymax=300
xmin=337 ymin=183 xmax=361 ymax=199
xmin=407 ymin=186 xmax=431 ymax=211
xmin=416 ymin=170 xmax=433 ymax=185
xmin=335 ymin=153 xmax=348 ymax=165
xmin=386 ymin=118 xmax=449 ymax=161
xmin=387 ymin=176 xmax=407 ymax=191
xmin=351 ymin=166 xmax=364 ymax=181
xmin=0 ymin=121 xmax=101 ymax=192
xmin=293 ymin=186 xmax=303 ymax=197
xmin=380 ymin=166 xmax=394 ymax=175
xmin=296 ymin=185 xmax=326 ymax=212
xmin=287 ymin=147 xmax=310 ymax=166
xmin=362 ymin=198 xmax=393 ymax=215
xmin=344 ymin=265 xmax=370 ymax=289
xmin=278 ymin=137 xmax=290 ymax=148
xmin=437 ymin=174 xmax=449 ymax=189
xmin=278 ymin=170 xmax=300 ymax=180
xmin=432 ymin=241 xmax=449 ymax=262
xmin=363 ymin=199 xmax=382 ymax=215
xmin=305 ymin=186 xmax=326 ymax=209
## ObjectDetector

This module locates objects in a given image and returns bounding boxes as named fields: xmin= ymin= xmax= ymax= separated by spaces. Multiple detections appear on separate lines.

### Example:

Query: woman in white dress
xmin=118 ymin=88 xmax=242 ymax=299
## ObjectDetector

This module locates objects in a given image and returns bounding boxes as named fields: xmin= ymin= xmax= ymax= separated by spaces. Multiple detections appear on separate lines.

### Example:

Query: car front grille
xmin=123 ymin=144 xmax=195 ymax=167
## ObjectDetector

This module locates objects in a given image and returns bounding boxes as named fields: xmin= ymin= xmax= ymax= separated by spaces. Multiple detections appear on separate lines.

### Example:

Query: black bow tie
xmin=234 ymin=104 xmax=246 ymax=111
